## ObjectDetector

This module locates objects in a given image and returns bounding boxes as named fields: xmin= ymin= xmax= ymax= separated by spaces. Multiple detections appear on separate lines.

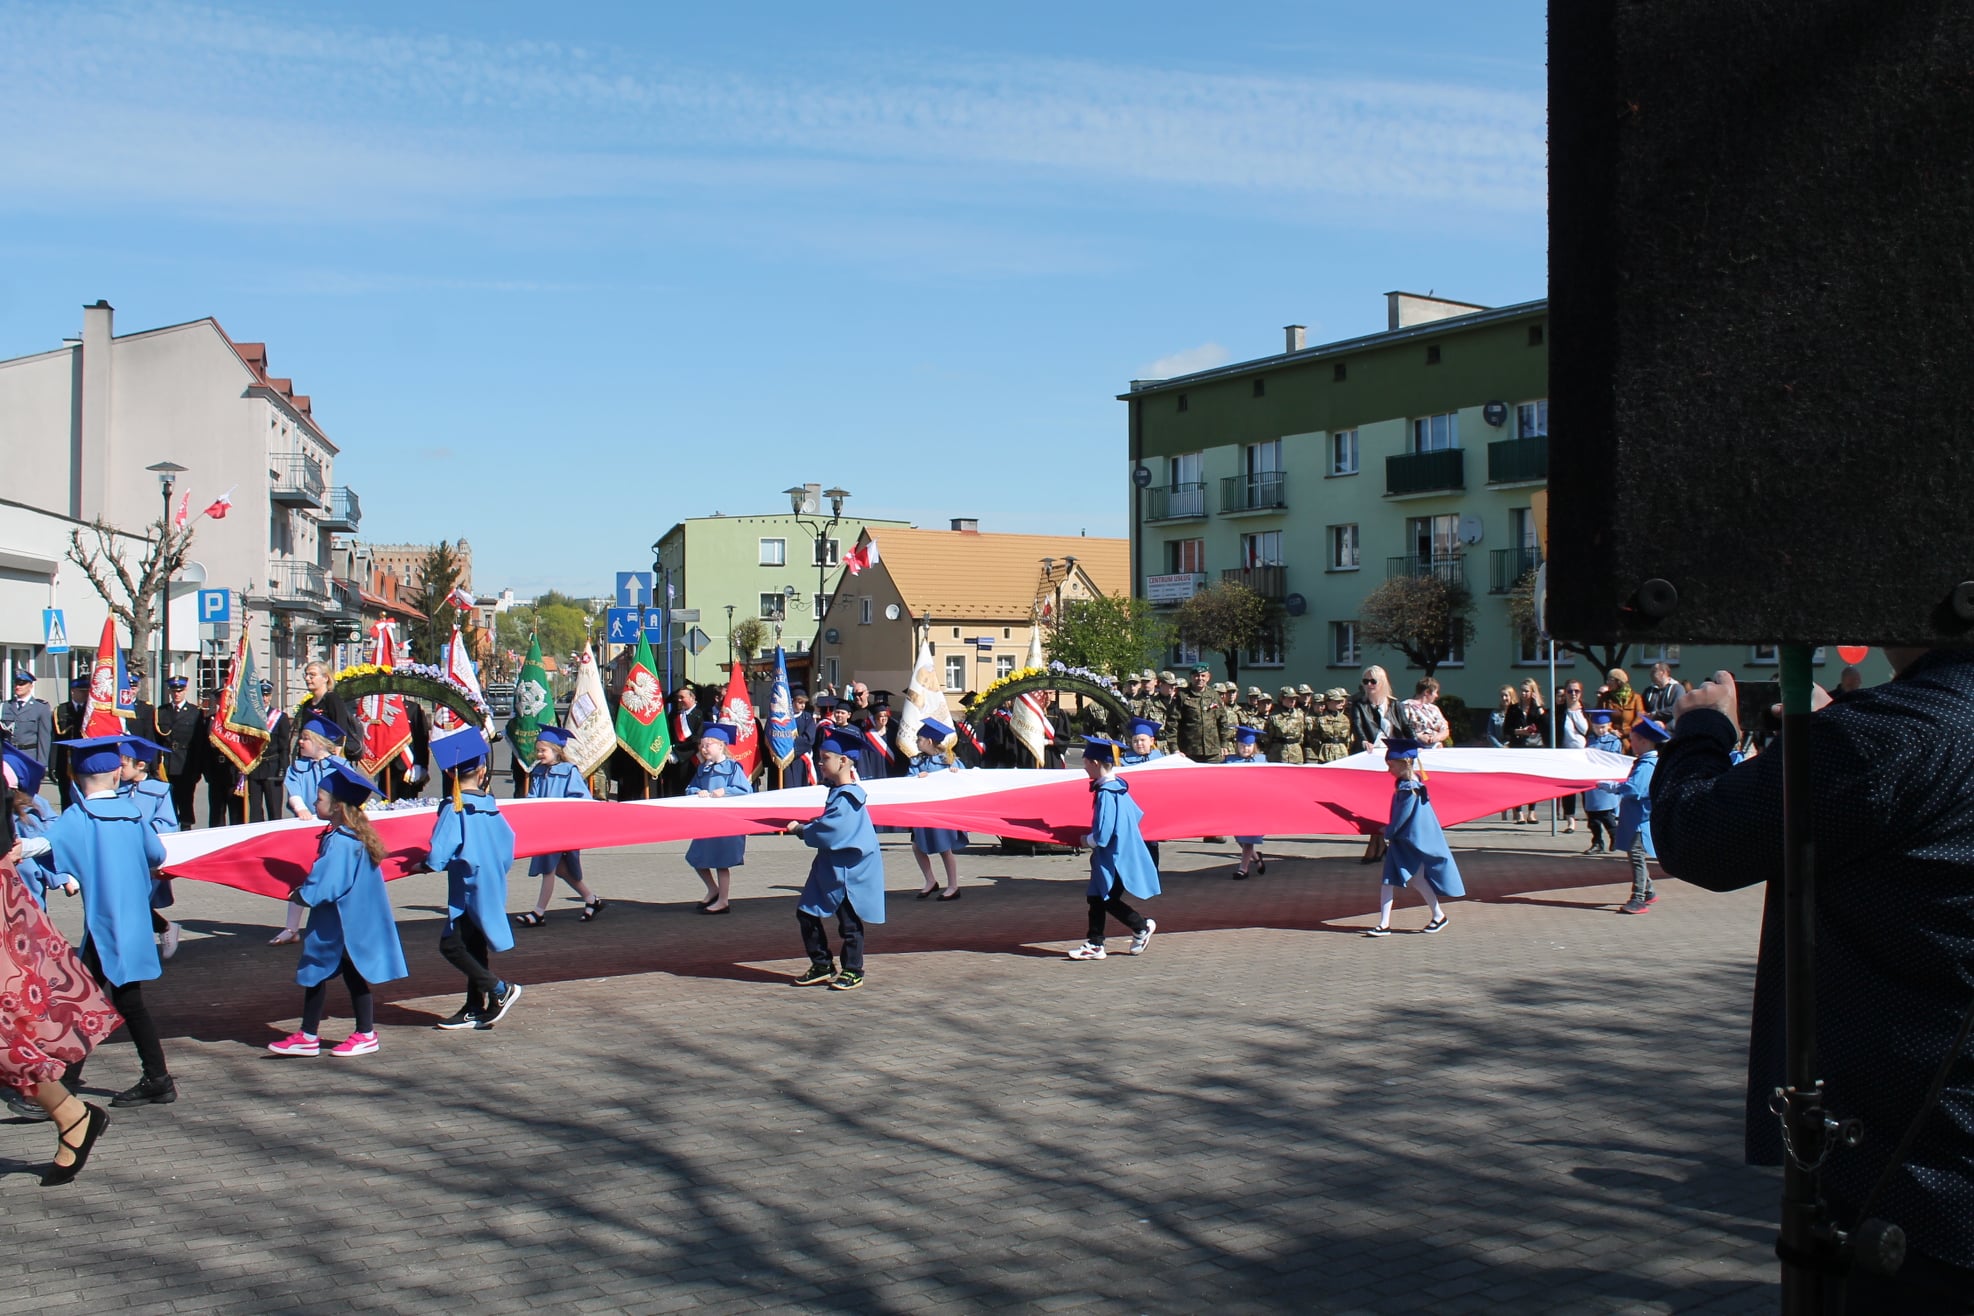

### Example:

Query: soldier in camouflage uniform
xmin=1152 ymin=671 xmax=1179 ymax=753
xmin=1239 ymin=687 xmax=1269 ymax=733
xmin=1266 ymin=685 xmax=1307 ymax=764
xmin=1310 ymin=687 xmax=1355 ymax=763
xmin=1172 ymin=663 xmax=1226 ymax=762
xmin=1214 ymin=683 xmax=1241 ymax=747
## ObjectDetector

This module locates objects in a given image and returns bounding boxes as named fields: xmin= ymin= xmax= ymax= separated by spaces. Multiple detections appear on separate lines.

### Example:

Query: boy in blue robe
xmin=1224 ymin=724 xmax=1267 ymax=879
xmin=272 ymin=711 xmax=353 ymax=946
xmin=1604 ymin=717 xmax=1667 ymax=914
xmin=1581 ymin=709 xmax=1625 ymax=854
xmin=42 ymin=736 xmax=176 ymax=1106
xmin=1068 ymin=737 xmax=1160 ymax=960
xmin=783 ymin=725 xmax=885 ymax=990
xmin=517 ymin=725 xmax=606 ymax=925
xmin=1120 ymin=717 xmax=1165 ymax=766
xmin=1367 ymin=737 xmax=1464 ymax=937
xmin=683 ymin=723 xmax=751 ymax=914
xmin=423 ymin=728 xmax=522 ymax=1031
xmin=269 ymin=762 xmax=409 ymax=1057
xmin=907 ymin=718 xmax=967 ymax=901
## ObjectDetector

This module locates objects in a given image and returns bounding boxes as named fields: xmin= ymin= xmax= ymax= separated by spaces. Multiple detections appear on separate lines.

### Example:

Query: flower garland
xmin=1046 ymin=660 xmax=1123 ymax=694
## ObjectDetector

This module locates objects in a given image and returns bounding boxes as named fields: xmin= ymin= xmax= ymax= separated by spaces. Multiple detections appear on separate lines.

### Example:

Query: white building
xmin=0 ymin=300 xmax=362 ymax=706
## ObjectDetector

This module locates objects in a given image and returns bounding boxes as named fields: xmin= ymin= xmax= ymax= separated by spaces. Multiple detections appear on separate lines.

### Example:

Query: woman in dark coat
xmin=1347 ymin=665 xmax=1412 ymax=863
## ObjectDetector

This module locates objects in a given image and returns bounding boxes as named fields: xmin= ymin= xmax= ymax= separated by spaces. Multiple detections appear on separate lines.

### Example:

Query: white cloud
xmin=1138 ymin=343 xmax=1232 ymax=380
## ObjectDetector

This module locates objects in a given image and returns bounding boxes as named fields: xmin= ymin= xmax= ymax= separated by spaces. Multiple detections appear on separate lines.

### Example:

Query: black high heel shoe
xmin=41 ymin=1103 xmax=108 ymax=1187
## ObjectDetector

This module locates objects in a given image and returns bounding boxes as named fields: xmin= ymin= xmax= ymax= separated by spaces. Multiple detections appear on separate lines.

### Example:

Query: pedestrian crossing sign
xmin=42 ymin=609 xmax=68 ymax=654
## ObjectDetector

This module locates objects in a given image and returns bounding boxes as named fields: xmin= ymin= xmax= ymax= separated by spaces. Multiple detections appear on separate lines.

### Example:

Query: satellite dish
xmin=1132 ymin=464 xmax=1153 ymax=489
xmin=1483 ymin=401 xmax=1508 ymax=427
xmin=884 ymin=603 xmax=901 ymax=620
xmin=1458 ymin=514 xmax=1485 ymax=545
xmin=1283 ymin=593 xmax=1307 ymax=617
xmin=824 ymin=627 xmax=841 ymax=645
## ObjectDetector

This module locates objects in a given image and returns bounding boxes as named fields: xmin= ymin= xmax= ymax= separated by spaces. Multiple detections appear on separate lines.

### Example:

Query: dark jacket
xmin=1347 ymin=694 xmax=1412 ymax=753
xmin=154 ymin=698 xmax=206 ymax=777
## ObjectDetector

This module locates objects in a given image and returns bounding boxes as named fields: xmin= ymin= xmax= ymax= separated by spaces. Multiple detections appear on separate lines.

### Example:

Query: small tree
xmin=67 ymin=514 xmax=196 ymax=673
xmin=729 ymin=617 xmax=770 ymax=662
xmin=1046 ymin=592 xmax=1172 ymax=678
xmin=1358 ymin=573 xmax=1475 ymax=679
xmin=1504 ymin=572 xmax=1632 ymax=675
xmin=1173 ymin=580 xmax=1269 ymax=683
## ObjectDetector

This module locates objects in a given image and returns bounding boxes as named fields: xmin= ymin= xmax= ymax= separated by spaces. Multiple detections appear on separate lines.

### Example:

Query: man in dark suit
xmin=51 ymin=675 xmax=90 ymax=804
xmin=666 ymin=686 xmax=705 ymax=796
xmin=153 ymin=674 xmax=207 ymax=827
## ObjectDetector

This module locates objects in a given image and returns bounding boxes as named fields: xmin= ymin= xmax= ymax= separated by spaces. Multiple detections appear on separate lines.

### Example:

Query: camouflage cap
xmin=1298 ymin=683 xmax=1315 ymax=695
xmin=1246 ymin=686 xmax=1263 ymax=698
xmin=1158 ymin=670 xmax=1177 ymax=684
xmin=1325 ymin=687 xmax=1349 ymax=700
xmin=1141 ymin=669 xmax=1159 ymax=682
xmin=1279 ymin=685 xmax=1299 ymax=699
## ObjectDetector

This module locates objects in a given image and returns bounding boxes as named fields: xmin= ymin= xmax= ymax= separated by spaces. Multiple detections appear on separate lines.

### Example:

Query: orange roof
xmin=855 ymin=528 xmax=1129 ymax=620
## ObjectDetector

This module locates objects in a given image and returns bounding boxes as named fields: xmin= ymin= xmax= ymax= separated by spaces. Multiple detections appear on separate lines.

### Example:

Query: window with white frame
xmin=944 ymin=655 xmax=967 ymax=690
xmin=995 ymin=654 xmax=1015 ymax=679
xmin=1172 ymin=638 xmax=1201 ymax=666
xmin=1330 ymin=621 xmax=1359 ymax=667
xmin=813 ymin=538 xmax=841 ymax=567
xmin=759 ymin=537 xmax=787 ymax=566
xmin=1240 ymin=529 xmax=1283 ymax=566
xmin=1515 ymin=626 xmax=1546 ymax=665
xmin=1442 ymin=625 xmax=1467 ymax=667
xmin=859 ymin=597 xmax=873 ymax=625
xmin=1749 ymin=644 xmax=1779 ymax=665
xmin=1407 ymin=514 xmax=1461 ymax=565
xmin=1168 ymin=538 xmax=1205 ymax=575
xmin=1327 ymin=523 xmax=1360 ymax=571
xmin=1517 ymin=400 xmax=1549 ymax=439
xmin=1169 ymin=452 xmax=1205 ymax=517
xmin=1329 ymin=429 xmax=1359 ymax=476
xmin=1245 ymin=622 xmax=1285 ymax=668
xmin=1411 ymin=412 xmax=1459 ymax=453
xmin=814 ymin=593 xmax=830 ymax=618
xmin=758 ymin=593 xmax=786 ymax=620
xmin=1633 ymin=642 xmax=1681 ymax=665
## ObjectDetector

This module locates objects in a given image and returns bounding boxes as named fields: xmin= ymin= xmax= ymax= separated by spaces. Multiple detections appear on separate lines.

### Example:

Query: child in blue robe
xmin=4 ymin=746 xmax=73 ymax=908
xmin=517 ymin=726 xmax=605 ymax=926
xmin=41 ymin=735 xmax=175 ymax=1106
xmin=268 ymin=762 xmax=409 ymax=1058
xmin=683 ymin=724 xmax=751 ymax=914
xmin=784 ymin=725 xmax=885 ymax=990
xmin=1366 ymin=738 xmax=1464 ymax=937
xmin=1068 ymin=737 xmax=1160 ymax=960
xmin=1118 ymin=717 xmax=1165 ymax=867
xmin=1224 ymin=725 xmax=1268 ymax=879
xmin=424 ymin=728 xmax=521 ymax=1031
xmin=1581 ymin=709 xmax=1625 ymax=854
xmin=1604 ymin=717 xmax=1667 ymax=915
xmin=115 ymin=738 xmax=182 ymax=959
xmin=908 ymin=719 xmax=967 ymax=901
xmin=273 ymin=712 xmax=353 ymax=946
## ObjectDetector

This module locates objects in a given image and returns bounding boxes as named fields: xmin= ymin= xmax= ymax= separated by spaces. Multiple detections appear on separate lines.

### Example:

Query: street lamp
xmin=147 ymin=460 xmax=186 ymax=703
xmin=649 ymin=538 xmax=674 ymax=693
xmin=784 ymin=484 xmax=851 ymax=640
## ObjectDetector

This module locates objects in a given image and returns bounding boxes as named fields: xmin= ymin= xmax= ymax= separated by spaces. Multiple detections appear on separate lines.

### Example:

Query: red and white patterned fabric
xmin=0 ymin=861 xmax=120 ymax=1094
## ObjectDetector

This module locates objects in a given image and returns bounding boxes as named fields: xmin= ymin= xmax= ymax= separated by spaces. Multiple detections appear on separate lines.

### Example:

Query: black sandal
xmin=515 ymin=910 xmax=547 ymax=927
xmin=582 ymin=898 xmax=608 ymax=922
xmin=41 ymin=1103 xmax=108 ymax=1187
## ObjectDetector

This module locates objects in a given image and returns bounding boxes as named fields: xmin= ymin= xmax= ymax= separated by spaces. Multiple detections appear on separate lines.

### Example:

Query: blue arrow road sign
xmin=197 ymin=589 xmax=231 ymax=623
xmin=606 ymin=607 xmax=643 ymax=644
xmin=42 ymin=609 xmax=68 ymax=654
xmin=615 ymin=572 xmax=653 ymax=608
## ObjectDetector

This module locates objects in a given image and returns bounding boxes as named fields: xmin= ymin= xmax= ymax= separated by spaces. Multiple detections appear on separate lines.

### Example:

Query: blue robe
xmin=14 ymin=795 xmax=59 ymax=907
xmin=425 ymin=792 xmax=516 ymax=952
xmin=1087 ymin=776 xmax=1161 ymax=900
xmin=526 ymin=761 xmax=591 ymax=878
xmin=294 ymin=827 xmax=410 ymax=988
xmin=284 ymin=754 xmax=347 ymax=815
xmin=796 ymin=782 xmax=886 ymax=924
xmin=1581 ymin=734 xmax=1624 ymax=811
xmin=906 ymin=753 xmax=968 ymax=855
xmin=1382 ymin=778 xmax=1465 ymax=898
xmin=683 ymin=759 xmax=752 ymax=869
xmin=1223 ymin=751 xmax=1267 ymax=844
xmin=1120 ymin=748 xmax=1165 ymax=766
xmin=43 ymin=794 xmax=166 ymax=986
xmin=1610 ymin=751 xmax=1658 ymax=856
xmin=120 ymin=778 xmax=178 ymax=908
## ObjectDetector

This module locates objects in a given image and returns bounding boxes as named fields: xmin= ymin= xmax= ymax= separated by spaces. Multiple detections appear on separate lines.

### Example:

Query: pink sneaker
xmin=267 ymin=1032 xmax=320 ymax=1057
xmin=330 ymin=1031 xmax=379 ymax=1057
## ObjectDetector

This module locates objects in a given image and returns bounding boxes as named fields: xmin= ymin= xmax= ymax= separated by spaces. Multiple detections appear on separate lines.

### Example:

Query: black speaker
xmin=1548 ymin=1 xmax=1974 ymax=646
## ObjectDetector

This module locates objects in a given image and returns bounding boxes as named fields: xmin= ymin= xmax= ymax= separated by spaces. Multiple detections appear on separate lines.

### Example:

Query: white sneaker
xmin=160 ymin=922 xmax=181 ymax=960
xmin=1067 ymin=942 xmax=1108 ymax=960
xmin=1128 ymin=919 xmax=1156 ymax=956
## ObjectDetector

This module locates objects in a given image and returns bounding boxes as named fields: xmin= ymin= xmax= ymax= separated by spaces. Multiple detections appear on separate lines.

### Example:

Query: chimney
xmin=950 ymin=518 xmax=979 ymax=534
xmin=77 ymin=300 xmax=115 ymax=521
xmin=1284 ymin=324 xmax=1306 ymax=353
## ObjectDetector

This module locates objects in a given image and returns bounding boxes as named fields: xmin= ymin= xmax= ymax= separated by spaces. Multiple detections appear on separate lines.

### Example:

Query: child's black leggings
xmin=302 ymin=954 xmax=374 ymax=1034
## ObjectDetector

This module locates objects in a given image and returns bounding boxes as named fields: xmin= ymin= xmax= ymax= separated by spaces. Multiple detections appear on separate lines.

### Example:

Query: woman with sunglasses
xmin=1348 ymin=666 xmax=1412 ymax=863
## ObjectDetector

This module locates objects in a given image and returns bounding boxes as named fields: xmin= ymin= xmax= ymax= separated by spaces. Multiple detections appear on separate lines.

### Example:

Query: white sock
xmin=1378 ymin=887 xmax=1395 ymax=926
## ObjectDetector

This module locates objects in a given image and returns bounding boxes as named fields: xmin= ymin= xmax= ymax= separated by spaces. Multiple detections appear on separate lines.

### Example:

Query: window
xmin=758 ymin=538 xmax=786 ymax=566
xmin=1442 ymin=626 xmax=1467 ymax=667
xmin=995 ymin=655 xmax=1015 ymax=679
xmin=944 ymin=655 xmax=967 ymax=691
xmin=813 ymin=538 xmax=840 ymax=568
xmin=827 ymin=658 xmax=839 ymax=688
xmin=1407 ymin=514 xmax=1460 ymax=564
xmin=1177 ymin=394 xmax=1189 ymax=413
xmin=1330 ymin=621 xmax=1360 ymax=667
xmin=1528 ymin=324 xmax=1545 ymax=347
xmin=1246 ymin=438 xmax=1282 ymax=479
xmin=1517 ymin=400 xmax=1549 ymax=439
xmin=1425 ymin=344 xmax=1442 ymax=365
xmin=1515 ymin=626 xmax=1547 ymax=665
xmin=1634 ymin=643 xmax=1680 ymax=666
xmin=1168 ymin=538 xmax=1205 ymax=575
xmin=1002 ymin=627 xmax=1011 ymax=639
xmin=1328 ymin=429 xmax=1359 ymax=476
xmin=1172 ymin=638 xmax=1201 ymax=666
xmin=758 ymin=593 xmax=786 ymax=620
xmin=1412 ymin=412 xmax=1459 ymax=452
xmin=1327 ymin=523 xmax=1360 ymax=571
xmin=1749 ymin=645 xmax=1779 ymax=665
xmin=1252 ymin=377 xmax=1266 ymax=398
xmin=1240 ymin=530 xmax=1283 ymax=567
xmin=1333 ymin=362 xmax=1347 ymax=382
xmin=1508 ymin=506 xmax=1537 ymax=550
xmin=1168 ymin=451 xmax=1204 ymax=516
xmin=1245 ymin=622 xmax=1285 ymax=668
xmin=814 ymin=593 xmax=830 ymax=618
xmin=951 ymin=627 xmax=961 ymax=639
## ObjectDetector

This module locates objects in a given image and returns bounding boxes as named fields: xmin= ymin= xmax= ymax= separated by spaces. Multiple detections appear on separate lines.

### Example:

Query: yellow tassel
xmin=452 ymin=771 xmax=464 ymax=812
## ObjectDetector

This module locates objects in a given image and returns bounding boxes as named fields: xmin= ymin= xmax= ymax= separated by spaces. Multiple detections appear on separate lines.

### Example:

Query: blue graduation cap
xmin=429 ymin=727 xmax=490 ymax=774
xmin=917 ymin=718 xmax=953 ymax=742
xmin=1632 ymin=717 xmax=1670 ymax=744
xmin=699 ymin=723 xmax=735 ymax=745
xmin=301 ymin=711 xmax=351 ymax=744
xmin=1383 ymin=736 xmax=1425 ymax=760
xmin=818 ymin=725 xmax=866 ymax=758
xmin=536 ymin=725 xmax=573 ymax=748
xmin=120 ymin=735 xmax=167 ymax=765
xmin=1127 ymin=717 xmax=1161 ymax=740
xmin=2 ymin=744 xmax=45 ymax=796
xmin=58 ymin=736 xmax=133 ymax=776
xmin=1587 ymin=709 xmax=1614 ymax=725
xmin=320 ymin=760 xmax=381 ymax=805
xmin=1233 ymin=725 xmax=1260 ymax=745
xmin=1082 ymin=735 xmax=1122 ymax=764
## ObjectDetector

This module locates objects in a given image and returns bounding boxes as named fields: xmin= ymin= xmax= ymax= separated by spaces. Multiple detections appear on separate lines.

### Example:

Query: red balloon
xmin=1836 ymin=645 xmax=1870 ymax=665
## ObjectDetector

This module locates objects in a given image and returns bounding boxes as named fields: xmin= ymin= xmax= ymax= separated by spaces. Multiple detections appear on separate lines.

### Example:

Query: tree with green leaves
xmin=1045 ymin=592 xmax=1172 ymax=680
xmin=493 ymin=590 xmax=593 ymax=686
xmin=408 ymin=542 xmax=472 ymax=661
xmin=728 ymin=617 xmax=770 ymax=663
xmin=1172 ymin=580 xmax=1271 ymax=683
xmin=1504 ymin=572 xmax=1632 ymax=675
xmin=1358 ymin=573 xmax=1476 ymax=680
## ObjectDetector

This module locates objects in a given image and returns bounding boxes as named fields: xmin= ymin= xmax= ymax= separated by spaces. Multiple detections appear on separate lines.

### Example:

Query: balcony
xmin=271 ymin=453 xmax=326 ymax=509
xmin=1386 ymin=555 xmax=1467 ymax=587
xmin=1487 ymin=434 xmax=1549 ymax=485
xmin=1221 ymin=564 xmax=1287 ymax=599
xmin=1385 ymin=448 xmax=1465 ymax=497
xmin=319 ymin=485 xmax=361 ymax=531
xmin=1490 ymin=545 xmax=1543 ymax=594
xmin=1143 ymin=482 xmax=1207 ymax=522
xmin=267 ymin=560 xmax=331 ymax=610
xmin=1220 ymin=472 xmax=1287 ymax=515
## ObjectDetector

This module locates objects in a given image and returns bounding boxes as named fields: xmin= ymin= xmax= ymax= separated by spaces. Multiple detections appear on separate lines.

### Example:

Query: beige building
xmin=362 ymin=539 xmax=473 ymax=594
xmin=810 ymin=521 xmax=1129 ymax=696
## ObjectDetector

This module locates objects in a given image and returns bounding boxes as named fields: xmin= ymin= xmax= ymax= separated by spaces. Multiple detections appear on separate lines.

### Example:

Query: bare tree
xmin=729 ymin=617 xmax=770 ymax=662
xmin=1504 ymin=572 xmax=1632 ymax=674
xmin=1358 ymin=573 xmax=1475 ymax=679
xmin=66 ymin=514 xmax=196 ymax=665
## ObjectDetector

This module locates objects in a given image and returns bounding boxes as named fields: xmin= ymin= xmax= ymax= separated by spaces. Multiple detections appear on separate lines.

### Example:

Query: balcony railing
xmin=319 ymin=485 xmax=361 ymax=530
xmin=1385 ymin=448 xmax=1465 ymax=497
xmin=1386 ymin=555 xmax=1467 ymax=587
xmin=329 ymin=576 xmax=364 ymax=617
xmin=1143 ymin=483 xmax=1207 ymax=522
xmin=1221 ymin=564 xmax=1287 ymax=598
xmin=1490 ymin=545 xmax=1543 ymax=594
xmin=267 ymin=560 xmax=331 ymax=609
xmin=1487 ymin=434 xmax=1549 ymax=485
xmin=1219 ymin=472 xmax=1287 ymax=514
xmin=271 ymin=453 xmax=326 ymax=508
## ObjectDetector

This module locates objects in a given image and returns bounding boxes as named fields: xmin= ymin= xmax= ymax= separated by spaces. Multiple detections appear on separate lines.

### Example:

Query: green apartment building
xmin=1121 ymin=292 xmax=1875 ymax=720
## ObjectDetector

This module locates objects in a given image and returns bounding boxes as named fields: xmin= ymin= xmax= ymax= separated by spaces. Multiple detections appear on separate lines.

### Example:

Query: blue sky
xmin=0 ymin=1 xmax=1546 ymax=597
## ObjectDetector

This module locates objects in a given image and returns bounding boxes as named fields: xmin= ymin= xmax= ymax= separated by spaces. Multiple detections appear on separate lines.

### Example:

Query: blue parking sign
xmin=606 ymin=607 xmax=643 ymax=644
xmin=197 ymin=589 xmax=231 ymax=623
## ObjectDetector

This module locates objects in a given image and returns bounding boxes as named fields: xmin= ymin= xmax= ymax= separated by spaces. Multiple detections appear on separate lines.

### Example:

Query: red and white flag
xmin=719 ymin=662 xmax=759 ymax=778
xmin=446 ymin=586 xmax=475 ymax=611
xmin=172 ymin=493 xmax=190 ymax=528
xmin=202 ymin=486 xmax=235 ymax=520
xmin=83 ymin=619 xmax=128 ymax=736
xmin=843 ymin=535 xmax=880 ymax=576
xmin=357 ymin=621 xmax=414 ymax=776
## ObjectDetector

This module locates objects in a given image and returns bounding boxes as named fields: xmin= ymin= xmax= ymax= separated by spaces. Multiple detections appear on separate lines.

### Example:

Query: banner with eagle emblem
xmin=613 ymin=629 xmax=672 ymax=777
xmin=508 ymin=632 xmax=553 ymax=766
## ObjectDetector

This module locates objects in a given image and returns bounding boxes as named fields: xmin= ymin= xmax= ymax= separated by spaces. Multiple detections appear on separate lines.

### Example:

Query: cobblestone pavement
xmin=2 ymin=811 xmax=1778 ymax=1314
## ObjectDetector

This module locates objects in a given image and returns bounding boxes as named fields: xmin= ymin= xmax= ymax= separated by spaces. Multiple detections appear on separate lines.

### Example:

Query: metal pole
xmin=1777 ymin=642 xmax=1827 ymax=1313
xmin=1549 ymin=635 xmax=1559 ymax=835
xmin=158 ymin=478 xmax=172 ymax=702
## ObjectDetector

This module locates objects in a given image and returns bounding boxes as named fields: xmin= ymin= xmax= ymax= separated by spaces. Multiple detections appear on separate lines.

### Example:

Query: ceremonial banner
xmin=766 ymin=646 xmax=795 ymax=770
xmin=899 ymin=637 xmax=955 ymax=752
xmin=356 ymin=621 xmax=414 ymax=776
xmin=719 ymin=661 xmax=759 ymax=779
xmin=613 ymin=630 xmax=672 ymax=776
xmin=1006 ymin=626 xmax=1052 ymax=766
xmin=565 ymin=645 xmax=616 ymax=777
xmin=84 ymin=619 xmax=127 ymax=736
xmin=208 ymin=630 xmax=269 ymax=773
xmin=508 ymin=633 xmax=553 ymax=766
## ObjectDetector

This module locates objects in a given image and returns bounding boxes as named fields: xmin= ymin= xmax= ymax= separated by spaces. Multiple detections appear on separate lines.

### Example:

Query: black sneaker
xmin=1618 ymin=897 xmax=1652 ymax=915
xmin=110 ymin=1075 xmax=177 ymax=1107
xmin=1363 ymin=925 xmax=1392 ymax=938
xmin=829 ymin=968 xmax=865 ymax=991
xmin=434 ymin=1006 xmax=482 ymax=1031
xmin=792 ymin=961 xmax=837 ymax=987
xmin=477 ymin=982 xmax=523 ymax=1029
